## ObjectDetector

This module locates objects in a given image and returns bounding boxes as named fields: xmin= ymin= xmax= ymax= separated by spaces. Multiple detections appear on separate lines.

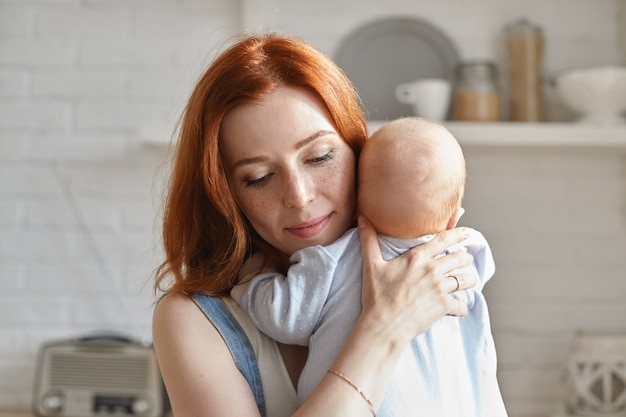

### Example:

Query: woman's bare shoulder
xmin=152 ymin=292 xmax=229 ymax=360
xmin=153 ymin=292 xmax=200 ymax=323
xmin=152 ymin=293 xmax=261 ymax=417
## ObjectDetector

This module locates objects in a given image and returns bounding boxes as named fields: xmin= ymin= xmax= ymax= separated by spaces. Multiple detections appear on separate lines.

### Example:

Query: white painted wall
xmin=1 ymin=1 xmax=624 ymax=415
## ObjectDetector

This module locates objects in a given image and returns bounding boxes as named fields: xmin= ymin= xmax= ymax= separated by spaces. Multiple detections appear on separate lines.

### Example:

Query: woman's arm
xmin=153 ymin=217 xmax=476 ymax=417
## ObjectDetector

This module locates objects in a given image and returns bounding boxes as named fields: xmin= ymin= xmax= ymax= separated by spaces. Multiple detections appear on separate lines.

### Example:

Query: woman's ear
xmin=446 ymin=207 xmax=465 ymax=230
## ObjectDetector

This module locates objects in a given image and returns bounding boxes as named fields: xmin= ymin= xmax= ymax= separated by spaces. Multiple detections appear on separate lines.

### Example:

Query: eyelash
xmin=243 ymin=151 xmax=335 ymax=188
xmin=245 ymin=176 xmax=268 ymax=188
xmin=310 ymin=152 xmax=334 ymax=164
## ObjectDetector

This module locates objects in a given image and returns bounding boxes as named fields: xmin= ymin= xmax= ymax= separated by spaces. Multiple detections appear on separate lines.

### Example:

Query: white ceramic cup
xmin=395 ymin=78 xmax=452 ymax=121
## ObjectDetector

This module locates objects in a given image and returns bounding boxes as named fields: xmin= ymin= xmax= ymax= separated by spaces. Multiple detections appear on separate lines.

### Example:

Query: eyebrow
xmin=231 ymin=129 xmax=336 ymax=169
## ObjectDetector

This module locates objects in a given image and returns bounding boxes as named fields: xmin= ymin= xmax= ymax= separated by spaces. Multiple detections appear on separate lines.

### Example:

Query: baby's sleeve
xmin=231 ymin=246 xmax=338 ymax=346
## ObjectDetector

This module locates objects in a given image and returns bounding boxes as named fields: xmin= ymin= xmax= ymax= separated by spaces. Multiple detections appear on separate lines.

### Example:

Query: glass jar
xmin=452 ymin=61 xmax=501 ymax=122
xmin=505 ymin=18 xmax=545 ymax=122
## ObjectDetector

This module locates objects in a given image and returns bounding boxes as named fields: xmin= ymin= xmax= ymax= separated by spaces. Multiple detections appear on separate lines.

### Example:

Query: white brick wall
xmin=461 ymin=147 xmax=626 ymax=415
xmin=1 ymin=0 xmax=624 ymax=415
xmin=0 ymin=0 xmax=240 ymax=408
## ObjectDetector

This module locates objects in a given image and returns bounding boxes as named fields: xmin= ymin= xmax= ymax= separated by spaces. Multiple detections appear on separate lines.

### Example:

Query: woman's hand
xmin=357 ymin=215 xmax=477 ymax=345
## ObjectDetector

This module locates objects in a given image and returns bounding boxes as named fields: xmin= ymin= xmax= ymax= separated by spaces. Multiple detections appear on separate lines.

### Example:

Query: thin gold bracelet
xmin=327 ymin=369 xmax=376 ymax=417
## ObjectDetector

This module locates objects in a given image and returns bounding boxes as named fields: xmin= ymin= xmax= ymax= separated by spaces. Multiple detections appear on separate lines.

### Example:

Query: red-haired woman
xmin=152 ymin=33 xmax=475 ymax=417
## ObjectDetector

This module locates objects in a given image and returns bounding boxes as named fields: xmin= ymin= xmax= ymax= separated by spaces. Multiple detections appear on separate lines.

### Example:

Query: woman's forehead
xmin=220 ymin=87 xmax=336 ymax=154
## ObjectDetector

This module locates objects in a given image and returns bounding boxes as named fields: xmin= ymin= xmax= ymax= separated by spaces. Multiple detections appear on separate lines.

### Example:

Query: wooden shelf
xmin=367 ymin=121 xmax=626 ymax=148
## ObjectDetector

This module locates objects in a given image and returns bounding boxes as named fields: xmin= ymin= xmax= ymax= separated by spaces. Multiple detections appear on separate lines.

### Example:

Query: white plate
xmin=335 ymin=17 xmax=460 ymax=120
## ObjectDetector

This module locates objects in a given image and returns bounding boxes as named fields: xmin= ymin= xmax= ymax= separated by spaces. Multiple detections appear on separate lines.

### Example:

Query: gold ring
xmin=449 ymin=275 xmax=460 ymax=292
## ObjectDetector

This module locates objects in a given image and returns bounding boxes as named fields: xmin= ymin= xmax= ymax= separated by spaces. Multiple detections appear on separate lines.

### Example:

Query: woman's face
xmin=220 ymin=86 xmax=356 ymax=255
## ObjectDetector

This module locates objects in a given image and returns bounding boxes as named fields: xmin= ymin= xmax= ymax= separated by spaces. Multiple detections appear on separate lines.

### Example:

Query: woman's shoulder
xmin=153 ymin=292 xmax=205 ymax=326
xmin=153 ymin=291 xmax=192 ymax=312
xmin=152 ymin=293 xmax=225 ymax=354
xmin=152 ymin=292 xmax=229 ymax=361
xmin=153 ymin=292 xmax=268 ymax=354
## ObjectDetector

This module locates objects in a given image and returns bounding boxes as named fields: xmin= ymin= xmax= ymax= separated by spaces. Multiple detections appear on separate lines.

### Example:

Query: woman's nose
xmin=283 ymin=170 xmax=314 ymax=208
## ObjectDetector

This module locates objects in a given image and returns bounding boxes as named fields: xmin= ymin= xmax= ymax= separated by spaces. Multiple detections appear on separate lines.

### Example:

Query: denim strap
xmin=192 ymin=294 xmax=266 ymax=417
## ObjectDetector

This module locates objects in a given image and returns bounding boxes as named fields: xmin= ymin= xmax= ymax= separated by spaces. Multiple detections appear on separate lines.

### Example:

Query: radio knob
xmin=132 ymin=397 xmax=151 ymax=415
xmin=41 ymin=392 xmax=64 ymax=412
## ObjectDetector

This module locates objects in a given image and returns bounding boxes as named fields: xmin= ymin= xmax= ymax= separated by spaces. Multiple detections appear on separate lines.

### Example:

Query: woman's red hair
xmin=155 ymin=34 xmax=367 ymax=296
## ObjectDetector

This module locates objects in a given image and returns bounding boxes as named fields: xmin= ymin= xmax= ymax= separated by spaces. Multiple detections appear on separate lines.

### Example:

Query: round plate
xmin=335 ymin=17 xmax=460 ymax=120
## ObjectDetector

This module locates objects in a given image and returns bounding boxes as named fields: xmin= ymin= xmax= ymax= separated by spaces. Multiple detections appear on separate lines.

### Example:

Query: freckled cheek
xmin=237 ymin=195 xmax=278 ymax=234
xmin=321 ymin=166 xmax=356 ymax=209
xmin=328 ymin=176 xmax=350 ymax=197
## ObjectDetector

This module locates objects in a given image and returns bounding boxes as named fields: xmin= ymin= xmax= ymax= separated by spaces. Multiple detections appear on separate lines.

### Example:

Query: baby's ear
xmin=447 ymin=207 xmax=465 ymax=230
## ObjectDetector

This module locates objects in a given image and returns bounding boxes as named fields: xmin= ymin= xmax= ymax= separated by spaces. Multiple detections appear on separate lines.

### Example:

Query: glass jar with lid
xmin=505 ymin=18 xmax=545 ymax=122
xmin=452 ymin=61 xmax=501 ymax=122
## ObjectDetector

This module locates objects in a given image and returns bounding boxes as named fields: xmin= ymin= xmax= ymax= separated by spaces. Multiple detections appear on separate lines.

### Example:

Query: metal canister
xmin=452 ymin=61 xmax=501 ymax=122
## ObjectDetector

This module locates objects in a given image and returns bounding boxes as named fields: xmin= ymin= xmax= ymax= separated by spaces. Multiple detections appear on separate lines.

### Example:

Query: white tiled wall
xmin=1 ymin=0 xmax=624 ymax=415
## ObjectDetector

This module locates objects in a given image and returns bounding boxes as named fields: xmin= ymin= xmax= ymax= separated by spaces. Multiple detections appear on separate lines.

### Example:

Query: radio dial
xmin=132 ymin=397 xmax=152 ymax=415
xmin=41 ymin=392 xmax=64 ymax=413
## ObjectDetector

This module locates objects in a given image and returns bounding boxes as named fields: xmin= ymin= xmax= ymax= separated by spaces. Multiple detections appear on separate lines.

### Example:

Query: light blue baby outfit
xmin=232 ymin=228 xmax=508 ymax=417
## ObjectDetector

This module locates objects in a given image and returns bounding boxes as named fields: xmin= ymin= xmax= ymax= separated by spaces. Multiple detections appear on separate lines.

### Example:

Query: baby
xmin=232 ymin=117 xmax=507 ymax=417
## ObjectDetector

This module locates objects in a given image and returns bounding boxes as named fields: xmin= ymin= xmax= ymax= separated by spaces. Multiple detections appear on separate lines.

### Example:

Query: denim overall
xmin=192 ymin=294 xmax=266 ymax=417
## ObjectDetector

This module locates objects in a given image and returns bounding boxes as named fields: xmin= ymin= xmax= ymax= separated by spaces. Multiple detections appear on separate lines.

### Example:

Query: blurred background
xmin=1 ymin=0 xmax=625 ymax=416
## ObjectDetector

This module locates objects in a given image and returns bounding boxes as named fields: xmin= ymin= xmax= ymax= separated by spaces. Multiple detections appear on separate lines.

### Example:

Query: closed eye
xmin=245 ymin=173 xmax=273 ymax=188
xmin=309 ymin=152 xmax=334 ymax=164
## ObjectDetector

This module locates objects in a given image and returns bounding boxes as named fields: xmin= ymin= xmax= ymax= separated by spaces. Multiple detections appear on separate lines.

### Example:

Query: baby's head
xmin=358 ymin=117 xmax=466 ymax=238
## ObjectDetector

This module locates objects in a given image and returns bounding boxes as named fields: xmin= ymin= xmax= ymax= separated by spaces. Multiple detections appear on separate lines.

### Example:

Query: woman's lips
xmin=286 ymin=214 xmax=332 ymax=239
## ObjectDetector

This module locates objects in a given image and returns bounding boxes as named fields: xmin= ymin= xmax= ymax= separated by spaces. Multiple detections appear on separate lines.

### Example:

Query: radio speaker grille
xmin=49 ymin=352 xmax=151 ymax=390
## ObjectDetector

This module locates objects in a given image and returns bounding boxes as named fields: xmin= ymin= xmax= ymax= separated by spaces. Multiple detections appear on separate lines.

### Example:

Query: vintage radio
xmin=33 ymin=334 xmax=168 ymax=417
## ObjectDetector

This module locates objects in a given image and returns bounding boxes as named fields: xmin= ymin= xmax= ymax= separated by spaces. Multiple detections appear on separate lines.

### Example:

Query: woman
xmin=152 ymin=33 xmax=475 ymax=417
